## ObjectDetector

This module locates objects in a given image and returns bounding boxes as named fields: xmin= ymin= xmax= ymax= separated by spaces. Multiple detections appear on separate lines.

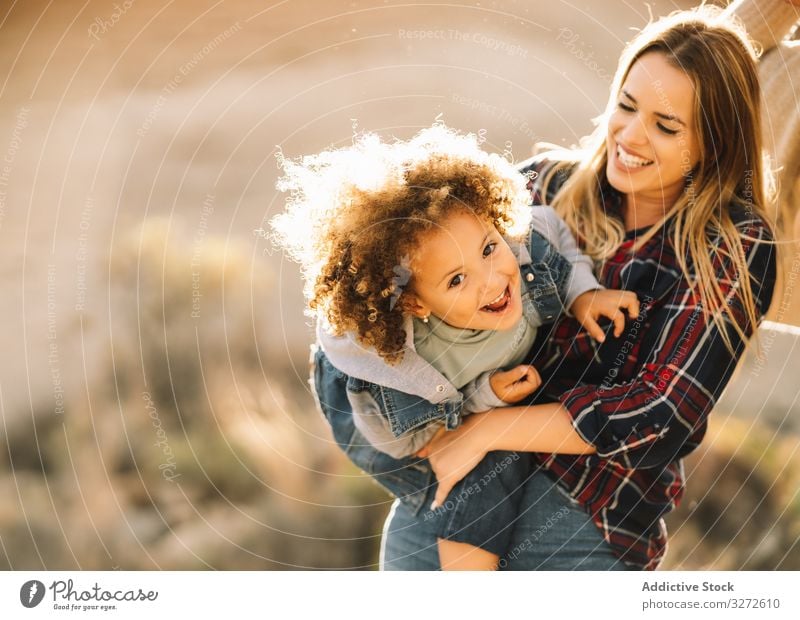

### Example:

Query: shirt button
xmin=436 ymin=385 xmax=445 ymax=393
xmin=526 ymin=273 xmax=535 ymax=282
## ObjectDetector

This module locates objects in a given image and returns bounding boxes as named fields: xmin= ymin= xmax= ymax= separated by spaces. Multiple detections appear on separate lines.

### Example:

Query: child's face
xmin=406 ymin=211 xmax=523 ymax=331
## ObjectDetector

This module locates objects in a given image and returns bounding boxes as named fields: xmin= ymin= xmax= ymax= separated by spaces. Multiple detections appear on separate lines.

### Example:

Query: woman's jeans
xmin=380 ymin=469 xmax=633 ymax=570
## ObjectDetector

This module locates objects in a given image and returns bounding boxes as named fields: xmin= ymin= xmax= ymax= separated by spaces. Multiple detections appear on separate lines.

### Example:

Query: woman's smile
xmin=612 ymin=143 xmax=655 ymax=171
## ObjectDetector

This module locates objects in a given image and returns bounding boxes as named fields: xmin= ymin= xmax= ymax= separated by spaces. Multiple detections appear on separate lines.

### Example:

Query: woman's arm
xmin=422 ymin=403 xmax=594 ymax=506
xmin=726 ymin=0 xmax=799 ymax=57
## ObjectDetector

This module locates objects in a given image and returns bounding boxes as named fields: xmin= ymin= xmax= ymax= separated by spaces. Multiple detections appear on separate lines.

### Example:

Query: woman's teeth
xmin=617 ymin=145 xmax=653 ymax=168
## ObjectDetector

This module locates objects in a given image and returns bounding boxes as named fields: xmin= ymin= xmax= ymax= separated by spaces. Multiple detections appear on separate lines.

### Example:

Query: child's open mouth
xmin=480 ymin=286 xmax=511 ymax=313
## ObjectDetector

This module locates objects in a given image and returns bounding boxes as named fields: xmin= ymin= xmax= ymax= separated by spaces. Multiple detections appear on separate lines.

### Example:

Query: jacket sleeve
xmin=460 ymin=371 xmax=507 ymax=414
xmin=727 ymin=0 xmax=799 ymax=57
xmin=349 ymin=389 xmax=443 ymax=459
xmin=557 ymin=222 xmax=776 ymax=470
xmin=531 ymin=206 xmax=602 ymax=311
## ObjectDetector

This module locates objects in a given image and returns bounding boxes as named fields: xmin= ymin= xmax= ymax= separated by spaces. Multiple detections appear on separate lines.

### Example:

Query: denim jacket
xmin=309 ymin=206 xmax=599 ymax=513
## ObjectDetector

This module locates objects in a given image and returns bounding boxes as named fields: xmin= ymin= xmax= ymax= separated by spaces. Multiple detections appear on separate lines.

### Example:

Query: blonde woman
xmin=383 ymin=5 xmax=777 ymax=570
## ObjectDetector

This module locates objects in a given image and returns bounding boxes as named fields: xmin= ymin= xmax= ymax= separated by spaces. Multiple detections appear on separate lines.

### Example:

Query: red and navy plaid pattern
xmin=520 ymin=157 xmax=777 ymax=570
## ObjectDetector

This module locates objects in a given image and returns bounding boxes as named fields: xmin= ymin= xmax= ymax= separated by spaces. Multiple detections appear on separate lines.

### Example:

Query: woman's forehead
xmin=622 ymin=52 xmax=696 ymax=120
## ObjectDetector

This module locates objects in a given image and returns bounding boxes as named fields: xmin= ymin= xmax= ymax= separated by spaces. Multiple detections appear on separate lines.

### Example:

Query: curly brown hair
xmin=271 ymin=123 xmax=532 ymax=363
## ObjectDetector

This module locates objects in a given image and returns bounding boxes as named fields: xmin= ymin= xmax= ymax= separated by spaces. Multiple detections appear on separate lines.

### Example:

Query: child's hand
xmin=570 ymin=289 xmax=640 ymax=342
xmin=489 ymin=365 xmax=541 ymax=404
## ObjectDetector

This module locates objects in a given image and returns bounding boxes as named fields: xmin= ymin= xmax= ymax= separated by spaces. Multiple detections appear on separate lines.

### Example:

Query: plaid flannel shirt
xmin=520 ymin=157 xmax=777 ymax=570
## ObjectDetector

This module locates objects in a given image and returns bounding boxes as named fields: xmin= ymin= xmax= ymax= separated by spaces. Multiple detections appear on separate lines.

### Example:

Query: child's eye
xmin=656 ymin=123 xmax=679 ymax=136
xmin=448 ymin=274 xmax=465 ymax=288
xmin=617 ymin=102 xmax=635 ymax=113
xmin=483 ymin=242 xmax=497 ymax=258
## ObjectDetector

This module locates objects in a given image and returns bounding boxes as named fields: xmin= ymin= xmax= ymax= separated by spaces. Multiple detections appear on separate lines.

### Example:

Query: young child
xmin=271 ymin=123 xmax=639 ymax=570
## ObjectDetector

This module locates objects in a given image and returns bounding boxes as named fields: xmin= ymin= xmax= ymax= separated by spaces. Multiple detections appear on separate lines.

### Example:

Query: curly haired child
xmin=271 ymin=123 xmax=639 ymax=570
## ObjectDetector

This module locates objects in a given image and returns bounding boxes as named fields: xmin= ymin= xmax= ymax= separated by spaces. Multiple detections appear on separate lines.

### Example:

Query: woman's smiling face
xmin=606 ymin=51 xmax=701 ymax=207
xmin=405 ymin=211 xmax=523 ymax=331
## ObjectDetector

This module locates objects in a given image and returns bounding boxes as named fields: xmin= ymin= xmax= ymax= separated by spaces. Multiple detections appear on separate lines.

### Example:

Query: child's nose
xmin=484 ymin=268 xmax=505 ymax=295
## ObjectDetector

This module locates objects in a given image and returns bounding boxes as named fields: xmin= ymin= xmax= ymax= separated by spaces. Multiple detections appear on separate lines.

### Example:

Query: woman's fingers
xmin=415 ymin=426 xmax=446 ymax=458
xmin=432 ymin=478 xmax=454 ymax=509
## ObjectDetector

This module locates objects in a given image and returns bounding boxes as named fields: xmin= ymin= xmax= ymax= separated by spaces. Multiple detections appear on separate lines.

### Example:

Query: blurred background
xmin=0 ymin=0 xmax=797 ymax=570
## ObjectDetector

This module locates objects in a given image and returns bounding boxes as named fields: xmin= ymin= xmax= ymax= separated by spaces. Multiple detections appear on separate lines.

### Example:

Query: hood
xmin=316 ymin=316 xmax=462 ymax=403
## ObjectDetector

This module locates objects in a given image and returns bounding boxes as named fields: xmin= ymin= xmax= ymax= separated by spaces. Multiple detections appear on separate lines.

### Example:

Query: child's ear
xmin=397 ymin=293 xmax=429 ymax=319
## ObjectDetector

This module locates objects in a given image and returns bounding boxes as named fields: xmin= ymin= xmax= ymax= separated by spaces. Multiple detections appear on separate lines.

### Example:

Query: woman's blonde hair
xmin=541 ymin=4 xmax=776 ymax=352
xmin=271 ymin=123 xmax=532 ymax=363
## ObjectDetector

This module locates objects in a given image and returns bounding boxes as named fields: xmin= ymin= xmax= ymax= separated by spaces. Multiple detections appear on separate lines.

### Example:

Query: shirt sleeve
xmin=460 ymin=371 xmax=507 ymax=414
xmin=558 ymin=222 xmax=776 ymax=470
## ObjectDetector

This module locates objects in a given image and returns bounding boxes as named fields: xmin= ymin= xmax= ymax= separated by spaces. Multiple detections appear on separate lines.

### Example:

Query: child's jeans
xmin=313 ymin=349 xmax=529 ymax=556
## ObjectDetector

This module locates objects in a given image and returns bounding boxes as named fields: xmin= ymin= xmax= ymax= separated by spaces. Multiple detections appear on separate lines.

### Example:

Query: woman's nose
xmin=619 ymin=116 xmax=648 ymax=145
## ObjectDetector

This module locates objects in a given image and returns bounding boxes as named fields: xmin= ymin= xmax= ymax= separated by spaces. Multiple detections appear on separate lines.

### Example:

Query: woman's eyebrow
xmin=622 ymin=89 xmax=686 ymax=127
xmin=436 ymin=231 xmax=492 ymax=286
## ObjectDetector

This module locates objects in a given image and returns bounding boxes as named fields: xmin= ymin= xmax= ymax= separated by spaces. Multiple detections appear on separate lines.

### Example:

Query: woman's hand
xmin=415 ymin=415 xmax=491 ymax=509
xmin=570 ymin=289 xmax=640 ymax=341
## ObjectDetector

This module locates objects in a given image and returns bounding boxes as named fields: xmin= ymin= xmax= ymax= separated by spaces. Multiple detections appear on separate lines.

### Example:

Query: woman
xmin=381 ymin=5 xmax=777 ymax=570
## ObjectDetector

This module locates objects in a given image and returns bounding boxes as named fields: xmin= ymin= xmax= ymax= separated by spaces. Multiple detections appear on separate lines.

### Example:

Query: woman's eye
xmin=617 ymin=102 xmax=635 ymax=112
xmin=483 ymin=242 xmax=497 ymax=258
xmin=656 ymin=123 xmax=679 ymax=136
xmin=448 ymin=274 xmax=465 ymax=288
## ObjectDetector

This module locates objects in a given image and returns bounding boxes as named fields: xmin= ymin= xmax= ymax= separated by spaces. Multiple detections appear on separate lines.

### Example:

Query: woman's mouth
xmin=480 ymin=286 xmax=511 ymax=313
xmin=614 ymin=144 xmax=654 ymax=170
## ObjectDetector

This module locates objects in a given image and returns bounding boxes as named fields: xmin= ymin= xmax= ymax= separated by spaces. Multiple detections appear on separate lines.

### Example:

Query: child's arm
xmin=530 ymin=206 xmax=599 ymax=309
xmin=531 ymin=206 xmax=640 ymax=340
